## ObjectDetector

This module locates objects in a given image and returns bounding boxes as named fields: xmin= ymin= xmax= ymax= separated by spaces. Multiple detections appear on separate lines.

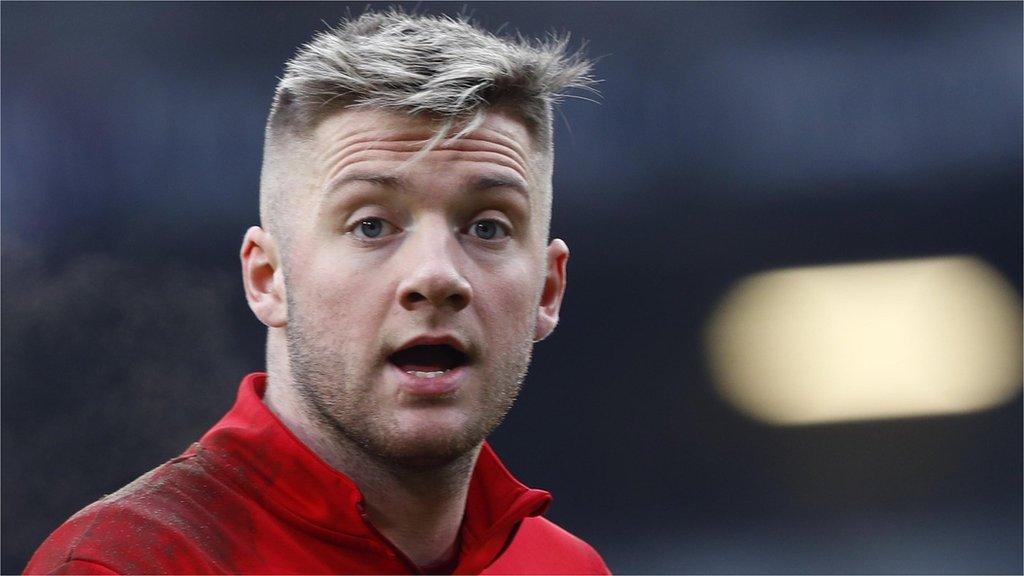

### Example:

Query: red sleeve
xmin=30 ymin=559 xmax=119 ymax=575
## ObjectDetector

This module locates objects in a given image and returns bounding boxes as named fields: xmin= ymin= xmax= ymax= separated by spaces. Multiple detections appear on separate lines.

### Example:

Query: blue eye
xmin=353 ymin=217 xmax=395 ymax=239
xmin=361 ymin=219 xmax=383 ymax=237
xmin=471 ymin=219 xmax=508 ymax=240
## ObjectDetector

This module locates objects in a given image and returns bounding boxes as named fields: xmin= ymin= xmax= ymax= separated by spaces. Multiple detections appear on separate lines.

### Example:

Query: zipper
xmin=357 ymin=501 xmax=423 ymax=574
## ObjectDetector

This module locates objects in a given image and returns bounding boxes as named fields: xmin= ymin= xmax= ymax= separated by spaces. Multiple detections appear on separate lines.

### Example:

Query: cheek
xmin=292 ymin=250 xmax=393 ymax=338
xmin=473 ymin=259 xmax=543 ymax=335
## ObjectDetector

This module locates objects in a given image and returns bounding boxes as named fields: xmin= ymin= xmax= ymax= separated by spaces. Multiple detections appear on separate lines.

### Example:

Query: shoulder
xmin=484 ymin=516 xmax=611 ymax=575
xmin=25 ymin=450 xmax=249 ymax=575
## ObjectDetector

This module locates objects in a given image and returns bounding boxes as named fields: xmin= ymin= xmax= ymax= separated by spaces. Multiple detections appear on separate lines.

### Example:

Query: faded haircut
xmin=269 ymin=9 xmax=593 ymax=146
xmin=259 ymin=9 xmax=594 ymax=238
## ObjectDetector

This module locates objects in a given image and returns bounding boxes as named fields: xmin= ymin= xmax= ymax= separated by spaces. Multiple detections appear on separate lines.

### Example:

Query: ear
xmin=534 ymin=238 xmax=569 ymax=342
xmin=240 ymin=226 xmax=288 ymax=328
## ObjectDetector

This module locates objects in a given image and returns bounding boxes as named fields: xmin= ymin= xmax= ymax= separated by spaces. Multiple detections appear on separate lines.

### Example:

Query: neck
xmin=354 ymin=448 xmax=478 ymax=571
xmin=263 ymin=331 xmax=477 ymax=570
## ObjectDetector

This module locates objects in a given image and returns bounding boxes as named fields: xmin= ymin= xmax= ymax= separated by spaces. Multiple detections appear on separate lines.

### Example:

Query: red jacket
xmin=26 ymin=373 xmax=609 ymax=574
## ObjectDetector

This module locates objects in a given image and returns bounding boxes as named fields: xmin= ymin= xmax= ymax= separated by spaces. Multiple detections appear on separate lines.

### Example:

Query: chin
xmin=372 ymin=435 xmax=479 ymax=470
xmin=380 ymin=411 xmax=482 ymax=468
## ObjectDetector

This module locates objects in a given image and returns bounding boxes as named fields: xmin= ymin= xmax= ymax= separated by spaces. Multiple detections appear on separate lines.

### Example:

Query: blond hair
xmin=269 ymin=9 xmax=592 ymax=144
xmin=260 ymin=9 xmax=594 ymax=240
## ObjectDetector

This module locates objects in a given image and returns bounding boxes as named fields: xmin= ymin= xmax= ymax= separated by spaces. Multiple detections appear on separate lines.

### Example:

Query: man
xmin=25 ymin=9 xmax=609 ymax=575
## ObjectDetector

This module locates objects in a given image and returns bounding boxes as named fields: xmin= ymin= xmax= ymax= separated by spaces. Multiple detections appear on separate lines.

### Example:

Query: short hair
xmin=259 ymin=9 xmax=594 ymax=239
xmin=269 ymin=9 xmax=593 ymax=146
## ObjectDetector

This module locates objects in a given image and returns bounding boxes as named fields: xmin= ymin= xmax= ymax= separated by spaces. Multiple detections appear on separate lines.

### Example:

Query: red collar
xmin=197 ymin=373 xmax=552 ymax=573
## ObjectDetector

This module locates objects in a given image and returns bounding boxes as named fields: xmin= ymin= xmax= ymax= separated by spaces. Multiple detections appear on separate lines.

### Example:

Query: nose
xmin=396 ymin=225 xmax=472 ymax=312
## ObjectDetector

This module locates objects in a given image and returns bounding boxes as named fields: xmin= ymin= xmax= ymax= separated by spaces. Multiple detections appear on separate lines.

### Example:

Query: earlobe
xmin=240 ymin=226 xmax=288 ymax=328
xmin=534 ymin=239 xmax=569 ymax=342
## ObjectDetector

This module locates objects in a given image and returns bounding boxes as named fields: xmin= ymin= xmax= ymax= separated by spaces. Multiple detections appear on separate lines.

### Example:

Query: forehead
xmin=309 ymin=108 xmax=540 ymax=190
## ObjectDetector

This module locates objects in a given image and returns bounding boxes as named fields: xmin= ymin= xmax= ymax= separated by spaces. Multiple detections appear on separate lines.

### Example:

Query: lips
xmin=387 ymin=336 xmax=471 ymax=382
xmin=386 ymin=335 xmax=473 ymax=396
xmin=388 ymin=344 xmax=468 ymax=377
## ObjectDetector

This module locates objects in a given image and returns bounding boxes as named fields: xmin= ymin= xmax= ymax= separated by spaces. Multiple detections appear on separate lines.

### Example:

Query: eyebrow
xmin=327 ymin=172 xmax=401 ymax=190
xmin=470 ymin=174 xmax=530 ymax=197
xmin=324 ymin=171 xmax=530 ymax=199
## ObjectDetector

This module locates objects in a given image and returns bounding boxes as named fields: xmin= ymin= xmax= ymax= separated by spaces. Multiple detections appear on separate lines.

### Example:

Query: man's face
xmin=273 ymin=109 xmax=566 ymax=468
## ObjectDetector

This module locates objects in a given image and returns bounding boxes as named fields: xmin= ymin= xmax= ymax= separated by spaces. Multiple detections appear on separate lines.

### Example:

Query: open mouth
xmin=388 ymin=344 xmax=469 ymax=379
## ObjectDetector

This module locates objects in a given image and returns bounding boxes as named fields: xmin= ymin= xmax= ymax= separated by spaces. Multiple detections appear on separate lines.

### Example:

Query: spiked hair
xmin=267 ymin=9 xmax=594 ymax=146
xmin=259 ymin=9 xmax=594 ymax=243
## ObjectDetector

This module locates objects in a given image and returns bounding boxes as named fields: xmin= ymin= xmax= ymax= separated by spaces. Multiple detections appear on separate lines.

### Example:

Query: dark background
xmin=3 ymin=2 xmax=1021 ymax=573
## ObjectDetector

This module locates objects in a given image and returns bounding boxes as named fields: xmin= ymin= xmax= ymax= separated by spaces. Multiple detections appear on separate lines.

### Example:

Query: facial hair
xmin=284 ymin=288 xmax=532 ymax=471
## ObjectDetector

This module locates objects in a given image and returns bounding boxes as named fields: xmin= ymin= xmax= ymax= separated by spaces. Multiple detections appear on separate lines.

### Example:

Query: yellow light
xmin=704 ymin=256 xmax=1023 ymax=425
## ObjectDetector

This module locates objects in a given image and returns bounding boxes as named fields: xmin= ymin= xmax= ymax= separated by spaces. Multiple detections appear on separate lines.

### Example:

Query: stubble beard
xmin=284 ymin=295 xmax=532 ymax=471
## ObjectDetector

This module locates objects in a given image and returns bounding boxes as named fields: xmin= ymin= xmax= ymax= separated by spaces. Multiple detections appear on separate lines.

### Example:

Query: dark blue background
xmin=3 ymin=2 xmax=1021 ymax=573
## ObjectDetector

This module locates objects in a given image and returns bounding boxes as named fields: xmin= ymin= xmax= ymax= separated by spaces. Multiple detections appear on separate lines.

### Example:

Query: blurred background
xmin=2 ymin=2 xmax=1021 ymax=573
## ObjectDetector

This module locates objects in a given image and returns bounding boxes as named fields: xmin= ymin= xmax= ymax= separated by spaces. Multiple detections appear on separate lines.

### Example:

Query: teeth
xmin=407 ymin=370 xmax=447 ymax=379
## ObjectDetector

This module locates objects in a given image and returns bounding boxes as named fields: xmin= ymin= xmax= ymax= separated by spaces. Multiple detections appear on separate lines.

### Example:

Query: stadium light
xmin=705 ymin=255 xmax=1022 ymax=425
